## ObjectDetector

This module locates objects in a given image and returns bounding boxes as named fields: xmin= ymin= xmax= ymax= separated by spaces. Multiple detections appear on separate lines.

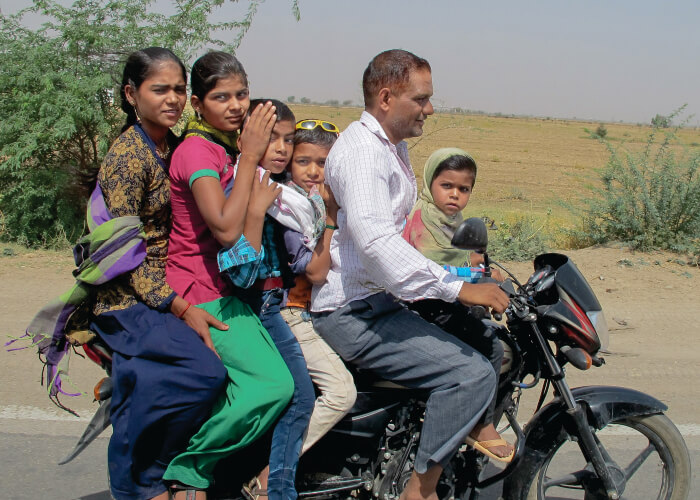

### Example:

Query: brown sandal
xmin=465 ymin=436 xmax=515 ymax=463
xmin=241 ymin=477 xmax=267 ymax=500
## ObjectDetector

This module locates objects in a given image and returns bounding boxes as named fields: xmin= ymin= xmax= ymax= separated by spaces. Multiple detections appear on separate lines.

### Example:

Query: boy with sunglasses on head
xmin=279 ymin=119 xmax=357 ymax=454
xmin=219 ymin=113 xmax=354 ymax=496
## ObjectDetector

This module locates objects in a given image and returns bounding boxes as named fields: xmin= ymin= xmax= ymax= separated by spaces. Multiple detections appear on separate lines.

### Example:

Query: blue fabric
xmin=443 ymin=265 xmax=484 ymax=283
xmin=237 ymin=288 xmax=315 ymax=500
xmin=257 ymin=216 xmax=283 ymax=279
xmin=282 ymin=226 xmax=312 ymax=275
xmin=220 ymin=217 xmax=282 ymax=287
xmin=90 ymin=303 xmax=226 ymax=500
xmin=217 ymin=234 xmax=264 ymax=289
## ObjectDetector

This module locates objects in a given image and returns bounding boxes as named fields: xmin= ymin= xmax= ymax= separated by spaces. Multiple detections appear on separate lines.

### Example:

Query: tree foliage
xmin=0 ymin=0 xmax=298 ymax=246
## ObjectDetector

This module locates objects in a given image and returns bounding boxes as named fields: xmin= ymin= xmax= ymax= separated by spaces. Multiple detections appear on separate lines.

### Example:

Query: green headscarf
xmin=408 ymin=147 xmax=476 ymax=266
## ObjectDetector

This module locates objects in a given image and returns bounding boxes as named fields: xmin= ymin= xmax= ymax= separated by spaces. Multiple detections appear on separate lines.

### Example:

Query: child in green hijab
xmin=403 ymin=147 xmax=479 ymax=266
xmin=403 ymin=147 xmax=514 ymax=462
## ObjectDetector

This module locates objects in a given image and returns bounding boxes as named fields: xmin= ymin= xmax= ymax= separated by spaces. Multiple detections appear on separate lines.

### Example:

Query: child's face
xmin=290 ymin=143 xmax=331 ymax=193
xmin=192 ymin=75 xmax=250 ymax=133
xmin=430 ymin=169 xmax=474 ymax=217
xmin=259 ymin=119 xmax=295 ymax=174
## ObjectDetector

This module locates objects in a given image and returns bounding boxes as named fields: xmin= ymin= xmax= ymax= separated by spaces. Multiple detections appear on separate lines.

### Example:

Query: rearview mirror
xmin=451 ymin=217 xmax=488 ymax=251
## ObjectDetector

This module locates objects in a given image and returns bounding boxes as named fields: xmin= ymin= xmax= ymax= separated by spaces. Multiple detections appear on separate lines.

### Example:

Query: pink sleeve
xmin=170 ymin=136 xmax=224 ymax=188
xmin=402 ymin=209 xmax=424 ymax=249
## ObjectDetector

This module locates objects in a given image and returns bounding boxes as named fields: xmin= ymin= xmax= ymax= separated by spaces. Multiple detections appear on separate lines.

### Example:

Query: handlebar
xmin=472 ymin=271 xmax=535 ymax=322
xmin=469 ymin=276 xmax=521 ymax=322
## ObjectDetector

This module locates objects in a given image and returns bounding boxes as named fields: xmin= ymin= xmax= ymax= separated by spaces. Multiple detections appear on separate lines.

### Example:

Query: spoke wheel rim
xmin=534 ymin=418 xmax=675 ymax=499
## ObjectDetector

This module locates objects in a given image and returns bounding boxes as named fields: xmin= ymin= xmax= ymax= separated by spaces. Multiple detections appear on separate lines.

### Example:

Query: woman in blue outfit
xmin=88 ymin=47 xmax=230 ymax=500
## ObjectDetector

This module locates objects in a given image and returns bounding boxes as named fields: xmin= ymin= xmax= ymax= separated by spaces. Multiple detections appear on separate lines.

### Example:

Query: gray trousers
xmin=312 ymin=293 xmax=496 ymax=473
xmin=408 ymin=299 xmax=505 ymax=425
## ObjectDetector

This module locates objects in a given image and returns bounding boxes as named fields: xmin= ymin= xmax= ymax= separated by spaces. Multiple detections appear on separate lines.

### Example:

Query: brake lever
xmin=499 ymin=279 xmax=516 ymax=297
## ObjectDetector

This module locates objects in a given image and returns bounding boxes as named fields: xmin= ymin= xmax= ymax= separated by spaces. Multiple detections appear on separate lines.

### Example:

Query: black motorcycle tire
xmin=525 ymin=413 xmax=691 ymax=500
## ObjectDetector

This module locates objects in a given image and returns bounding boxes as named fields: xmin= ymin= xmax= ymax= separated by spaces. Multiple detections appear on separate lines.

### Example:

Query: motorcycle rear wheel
xmin=526 ymin=413 xmax=690 ymax=500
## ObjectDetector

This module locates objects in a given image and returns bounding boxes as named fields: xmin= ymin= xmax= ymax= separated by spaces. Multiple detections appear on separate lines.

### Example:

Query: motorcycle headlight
xmin=587 ymin=310 xmax=609 ymax=351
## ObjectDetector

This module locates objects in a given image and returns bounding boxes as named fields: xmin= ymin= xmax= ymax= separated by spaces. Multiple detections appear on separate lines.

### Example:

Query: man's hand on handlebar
xmin=456 ymin=282 xmax=509 ymax=315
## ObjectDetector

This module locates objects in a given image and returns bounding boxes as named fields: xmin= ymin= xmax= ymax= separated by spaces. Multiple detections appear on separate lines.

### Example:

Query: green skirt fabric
xmin=163 ymin=295 xmax=293 ymax=488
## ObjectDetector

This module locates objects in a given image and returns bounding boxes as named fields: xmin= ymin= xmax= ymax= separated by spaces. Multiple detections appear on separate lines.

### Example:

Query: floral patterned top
xmin=93 ymin=126 xmax=176 ymax=315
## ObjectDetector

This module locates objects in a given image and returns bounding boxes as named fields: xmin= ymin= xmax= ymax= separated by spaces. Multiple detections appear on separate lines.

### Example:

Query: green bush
xmin=595 ymin=123 xmax=608 ymax=138
xmin=488 ymin=215 xmax=550 ymax=262
xmin=0 ymin=168 xmax=84 ymax=248
xmin=651 ymin=114 xmax=671 ymax=128
xmin=571 ymin=117 xmax=700 ymax=256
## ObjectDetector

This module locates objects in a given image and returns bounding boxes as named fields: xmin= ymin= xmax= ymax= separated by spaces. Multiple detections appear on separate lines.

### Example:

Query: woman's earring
xmin=195 ymin=110 xmax=202 ymax=121
xmin=129 ymin=101 xmax=141 ymax=122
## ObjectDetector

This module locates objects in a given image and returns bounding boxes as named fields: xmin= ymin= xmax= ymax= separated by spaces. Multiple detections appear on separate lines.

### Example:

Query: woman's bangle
xmin=325 ymin=223 xmax=339 ymax=230
xmin=178 ymin=302 xmax=192 ymax=319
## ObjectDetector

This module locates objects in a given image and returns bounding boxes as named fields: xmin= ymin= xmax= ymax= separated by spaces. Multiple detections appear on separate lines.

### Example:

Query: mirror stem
xmin=482 ymin=251 xmax=492 ymax=277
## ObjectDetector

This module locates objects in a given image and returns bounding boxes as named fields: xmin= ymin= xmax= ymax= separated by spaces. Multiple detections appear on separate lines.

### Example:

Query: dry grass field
xmin=288 ymin=104 xmax=700 ymax=247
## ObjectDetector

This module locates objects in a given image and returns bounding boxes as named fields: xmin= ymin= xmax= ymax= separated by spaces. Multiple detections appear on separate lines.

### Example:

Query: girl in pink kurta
xmin=162 ymin=52 xmax=294 ymax=493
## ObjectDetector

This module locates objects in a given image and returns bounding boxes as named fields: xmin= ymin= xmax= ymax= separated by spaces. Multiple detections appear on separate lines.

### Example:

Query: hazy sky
xmin=5 ymin=0 xmax=699 ymax=124
xmin=230 ymin=0 xmax=700 ymax=124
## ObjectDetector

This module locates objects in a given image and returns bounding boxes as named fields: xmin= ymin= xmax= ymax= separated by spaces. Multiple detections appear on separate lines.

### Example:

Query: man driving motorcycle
xmin=311 ymin=49 xmax=509 ymax=500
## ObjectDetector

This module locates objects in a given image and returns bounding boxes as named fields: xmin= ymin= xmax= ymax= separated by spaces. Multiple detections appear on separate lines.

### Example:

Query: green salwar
xmin=163 ymin=295 xmax=294 ymax=488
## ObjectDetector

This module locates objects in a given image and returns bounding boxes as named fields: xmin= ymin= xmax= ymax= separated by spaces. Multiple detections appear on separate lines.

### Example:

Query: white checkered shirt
xmin=311 ymin=111 xmax=463 ymax=312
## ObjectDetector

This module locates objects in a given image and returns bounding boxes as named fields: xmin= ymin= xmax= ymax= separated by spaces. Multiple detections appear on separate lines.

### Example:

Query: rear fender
xmin=502 ymin=385 xmax=667 ymax=499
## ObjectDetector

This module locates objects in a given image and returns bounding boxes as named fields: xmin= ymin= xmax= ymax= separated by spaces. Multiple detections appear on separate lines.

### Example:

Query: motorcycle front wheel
xmin=526 ymin=413 xmax=690 ymax=500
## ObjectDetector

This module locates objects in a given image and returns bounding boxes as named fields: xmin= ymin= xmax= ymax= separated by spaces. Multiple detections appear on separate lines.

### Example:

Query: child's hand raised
xmin=238 ymin=101 xmax=277 ymax=164
xmin=319 ymin=184 xmax=339 ymax=229
xmin=249 ymin=169 xmax=282 ymax=216
xmin=319 ymin=184 xmax=339 ymax=218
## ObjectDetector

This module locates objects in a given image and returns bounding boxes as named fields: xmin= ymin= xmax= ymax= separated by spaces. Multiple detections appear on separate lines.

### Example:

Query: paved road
xmin=1 ymin=410 xmax=698 ymax=499
xmin=1 ymin=419 xmax=110 ymax=500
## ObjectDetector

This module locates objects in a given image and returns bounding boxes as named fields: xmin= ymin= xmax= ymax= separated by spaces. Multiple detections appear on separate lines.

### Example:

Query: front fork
xmin=527 ymin=316 xmax=623 ymax=500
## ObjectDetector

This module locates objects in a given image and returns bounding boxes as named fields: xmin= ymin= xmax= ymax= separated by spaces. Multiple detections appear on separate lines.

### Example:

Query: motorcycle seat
xmin=347 ymin=365 xmax=412 ymax=391
xmin=368 ymin=379 xmax=411 ymax=390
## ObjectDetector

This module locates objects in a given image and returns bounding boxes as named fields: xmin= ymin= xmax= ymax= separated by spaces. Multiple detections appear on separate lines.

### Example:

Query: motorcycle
xmin=62 ymin=217 xmax=691 ymax=499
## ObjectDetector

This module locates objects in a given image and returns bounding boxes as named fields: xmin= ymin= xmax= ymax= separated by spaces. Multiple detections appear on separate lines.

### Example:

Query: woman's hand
xmin=171 ymin=296 xmax=228 ymax=357
xmin=249 ymin=170 xmax=282 ymax=216
xmin=238 ymin=101 xmax=277 ymax=164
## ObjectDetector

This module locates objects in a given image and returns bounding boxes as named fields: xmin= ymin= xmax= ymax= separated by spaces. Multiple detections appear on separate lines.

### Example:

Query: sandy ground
xmin=1 ymin=244 xmax=699 ymax=426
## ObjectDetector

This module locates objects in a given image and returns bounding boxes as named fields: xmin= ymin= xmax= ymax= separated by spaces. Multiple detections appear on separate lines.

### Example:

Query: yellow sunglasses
xmin=295 ymin=119 xmax=340 ymax=134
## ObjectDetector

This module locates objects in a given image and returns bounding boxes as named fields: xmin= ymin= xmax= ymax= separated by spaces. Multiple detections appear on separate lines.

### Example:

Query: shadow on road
xmin=77 ymin=492 xmax=111 ymax=500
